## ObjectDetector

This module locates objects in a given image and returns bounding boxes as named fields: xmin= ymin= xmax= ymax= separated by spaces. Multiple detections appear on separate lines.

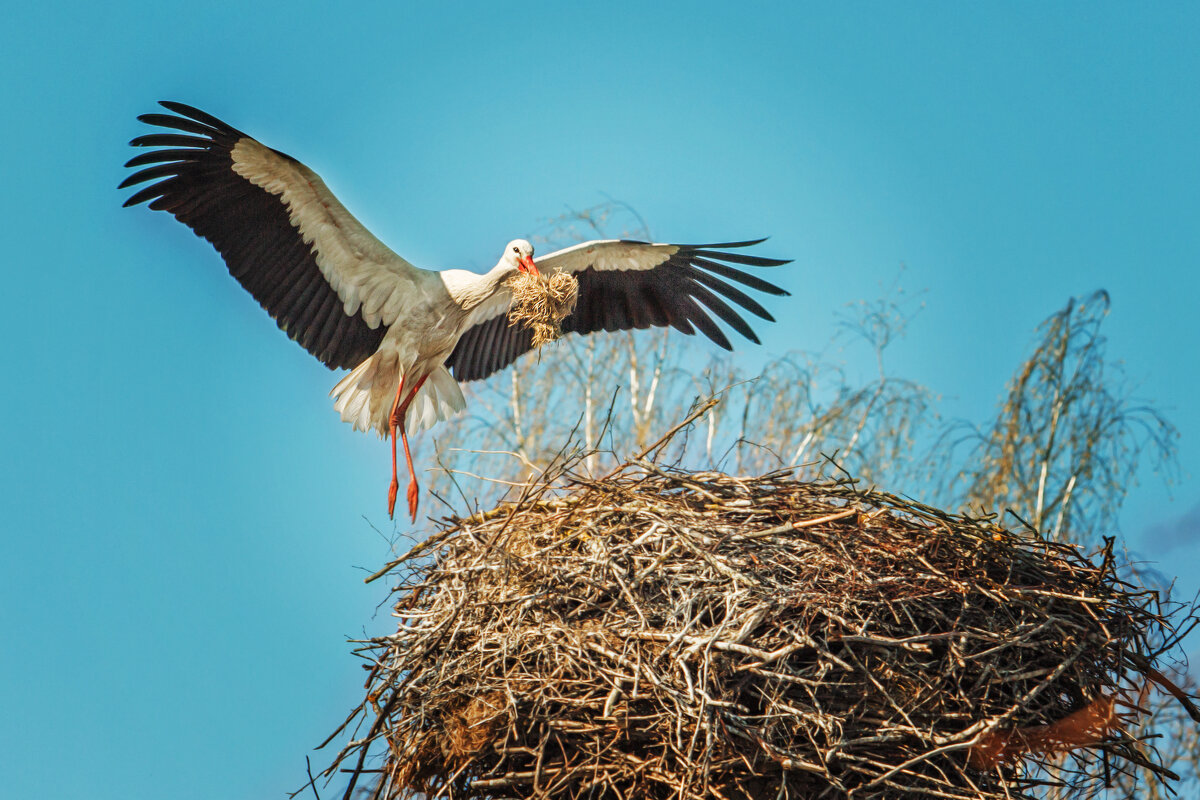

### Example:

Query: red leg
xmin=396 ymin=375 xmax=428 ymax=522
xmin=386 ymin=373 xmax=429 ymax=521
xmin=386 ymin=373 xmax=408 ymax=519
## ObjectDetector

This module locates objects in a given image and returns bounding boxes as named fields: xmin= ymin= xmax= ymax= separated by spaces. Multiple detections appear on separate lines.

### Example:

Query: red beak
xmin=520 ymin=255 xmax=540 ymax=277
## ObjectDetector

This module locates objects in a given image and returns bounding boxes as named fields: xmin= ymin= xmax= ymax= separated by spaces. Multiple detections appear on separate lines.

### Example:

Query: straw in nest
xmin=505 ymin=270 xmax=579 ymax=347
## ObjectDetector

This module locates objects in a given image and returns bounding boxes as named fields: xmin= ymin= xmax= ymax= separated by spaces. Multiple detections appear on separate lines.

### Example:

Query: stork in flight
xmin=122 ymin=102 xmax=791 ymax=521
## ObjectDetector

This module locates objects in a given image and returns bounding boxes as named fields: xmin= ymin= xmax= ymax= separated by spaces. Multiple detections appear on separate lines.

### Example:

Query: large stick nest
xmin=332 ymin=458 xmax=1199 ymax=800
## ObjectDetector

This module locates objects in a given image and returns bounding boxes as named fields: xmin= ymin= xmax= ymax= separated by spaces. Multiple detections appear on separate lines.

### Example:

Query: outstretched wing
xmin=446 ymin=239 xmax=790 ymax=382
xmin=122 ymin=101 xmax=431 ymax=369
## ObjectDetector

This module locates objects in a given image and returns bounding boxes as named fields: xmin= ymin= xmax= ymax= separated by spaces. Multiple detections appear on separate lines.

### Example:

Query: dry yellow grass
xmin=505 ymin=270 xmax=580 ymax=346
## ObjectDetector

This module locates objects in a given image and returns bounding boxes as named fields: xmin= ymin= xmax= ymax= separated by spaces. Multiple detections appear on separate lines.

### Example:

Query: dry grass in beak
xmin=505 ymin=270 xmax=579 ymax=347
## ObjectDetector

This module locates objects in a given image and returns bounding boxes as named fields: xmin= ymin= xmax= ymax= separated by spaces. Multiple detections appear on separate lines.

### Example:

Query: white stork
xmin=122 ymin=102 xmax=791 ymax=521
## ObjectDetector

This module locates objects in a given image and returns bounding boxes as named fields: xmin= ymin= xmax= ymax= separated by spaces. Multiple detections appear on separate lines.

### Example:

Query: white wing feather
xmin=536 ymin=239 xmax=680 ymax=275
xmin=230 ymin=138 xmax=433 ymax=329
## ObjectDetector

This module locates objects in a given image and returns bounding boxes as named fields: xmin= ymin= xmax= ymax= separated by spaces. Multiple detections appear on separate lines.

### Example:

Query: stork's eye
xmin=512 ymin=246 xmax=520 ymax=254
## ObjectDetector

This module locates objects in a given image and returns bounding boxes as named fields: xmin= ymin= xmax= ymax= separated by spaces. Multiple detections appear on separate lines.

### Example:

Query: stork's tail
xmin=330 ymin=355 xmax=466 ymax=436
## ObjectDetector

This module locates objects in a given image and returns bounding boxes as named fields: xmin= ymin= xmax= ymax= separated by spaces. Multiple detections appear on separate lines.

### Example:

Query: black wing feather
xmin=690 ymin=256 xmax=789 ymax=296
xmin=122 ymin=101 xmax=385 ymax=369
xmin=690 ymin=249 xmax=792 ymax=267
xmin=448 ymin=316 xmax=535 ymax=382
xmin=676 ymin=264 xmax=774 ymax=321
xmin=686 ymin=281 xmax=760 ymax=344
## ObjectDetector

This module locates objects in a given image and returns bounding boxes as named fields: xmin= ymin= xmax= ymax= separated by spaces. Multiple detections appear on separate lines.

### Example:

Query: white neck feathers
xmin=441 ymin=262 xmax=512 ymax=311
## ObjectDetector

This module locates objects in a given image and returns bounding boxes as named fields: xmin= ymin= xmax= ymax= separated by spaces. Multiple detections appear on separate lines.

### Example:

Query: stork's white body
xmin=229 ymin=136 xmax=501 ymax=434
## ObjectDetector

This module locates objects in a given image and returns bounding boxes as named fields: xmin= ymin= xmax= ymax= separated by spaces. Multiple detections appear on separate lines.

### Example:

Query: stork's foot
xmin=388 ymin=476 xmax=400 ymax=519
xmin=407 ymin=480 xmax=420 ymax=522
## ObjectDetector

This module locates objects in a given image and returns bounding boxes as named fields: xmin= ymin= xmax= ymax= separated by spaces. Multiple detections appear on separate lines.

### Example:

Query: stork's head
xmin=503 ymin=239 xmax=539 ymax=276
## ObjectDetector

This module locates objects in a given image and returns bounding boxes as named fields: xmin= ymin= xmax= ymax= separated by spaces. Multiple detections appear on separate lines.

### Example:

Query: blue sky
xmin=2 ymin=3 xmax=1199 ymax=798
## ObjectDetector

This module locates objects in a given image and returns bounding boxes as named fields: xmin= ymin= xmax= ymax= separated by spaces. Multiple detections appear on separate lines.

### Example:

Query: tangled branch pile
xmin=331 ymin=460 xmax=1199 ymax=800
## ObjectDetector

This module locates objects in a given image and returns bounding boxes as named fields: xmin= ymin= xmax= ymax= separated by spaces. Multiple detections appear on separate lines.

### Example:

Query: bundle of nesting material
xmin=333 ymin=460 xmax=1199 ymax=800
xmin=505 ymin=270 xmax=579 ymax=347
